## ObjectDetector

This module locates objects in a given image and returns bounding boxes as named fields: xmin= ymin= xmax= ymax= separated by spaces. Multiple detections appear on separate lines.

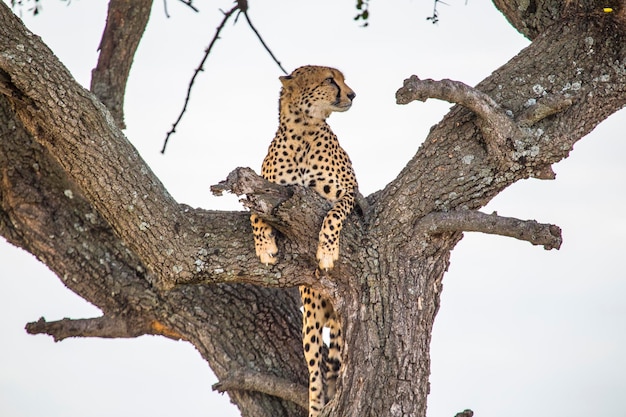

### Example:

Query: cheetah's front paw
xmin=256 ymin=243 xmax=278 ymax=266
xmin=316 ymin=244 xmax=338 ymax=271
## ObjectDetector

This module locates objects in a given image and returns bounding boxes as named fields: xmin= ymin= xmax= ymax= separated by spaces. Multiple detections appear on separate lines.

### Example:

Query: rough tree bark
xmin=1 ymin=1 xmax=624 ymax=417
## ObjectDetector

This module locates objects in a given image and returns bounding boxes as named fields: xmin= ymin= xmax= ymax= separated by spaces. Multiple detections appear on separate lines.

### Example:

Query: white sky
xmin=1 ymin=1 xmax=625 ymax=417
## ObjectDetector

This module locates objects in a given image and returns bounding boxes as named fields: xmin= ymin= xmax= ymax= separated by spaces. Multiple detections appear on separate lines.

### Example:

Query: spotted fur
xmin=250 ymin=65 xmax=357 ymax=417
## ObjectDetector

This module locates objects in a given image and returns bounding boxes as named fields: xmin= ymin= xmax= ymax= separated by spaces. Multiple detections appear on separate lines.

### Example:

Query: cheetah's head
xmin=279 ymin=65 xmax=356 ymax=120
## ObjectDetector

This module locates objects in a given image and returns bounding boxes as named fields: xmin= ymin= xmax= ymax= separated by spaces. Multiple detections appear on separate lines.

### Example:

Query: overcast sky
xmin=1 ymin=1 xmax=625 ymax=417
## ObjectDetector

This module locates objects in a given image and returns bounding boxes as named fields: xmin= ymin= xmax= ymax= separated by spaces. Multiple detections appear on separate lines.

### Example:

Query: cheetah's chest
xmin=266 ymin=131 xmax=345 ymax=202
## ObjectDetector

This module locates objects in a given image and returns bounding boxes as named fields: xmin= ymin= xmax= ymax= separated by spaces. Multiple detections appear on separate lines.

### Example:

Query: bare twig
xmin=417 ymin=210 xmax=562 ymax=250
xmin=161 ymin=2 xmax=288 ymax=153
xmin=213 ymin=369 xmax=308 ymax=409
xmin=426 ymin=0 xmax=449 ymax=24
xmin=177 ymin=0 xmax=199 ymax=13
xmin=161 ymin=5 xmax=239 ymax=153
xmin=242 ymin=10 xmax=288 ymax=75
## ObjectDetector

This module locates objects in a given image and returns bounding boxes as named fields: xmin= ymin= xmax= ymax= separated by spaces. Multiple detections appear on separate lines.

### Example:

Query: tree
xmin=1 ymin=1 xmax=625 ymax=417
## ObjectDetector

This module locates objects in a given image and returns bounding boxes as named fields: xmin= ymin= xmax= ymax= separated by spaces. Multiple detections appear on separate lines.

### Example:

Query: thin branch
xmin=177 ymin=0 xmax=199 ymax=13
xmin=426 ymin=0 xmax=448 ymax=24
xmin=161 ymin=1 xmax=288 ymax=153
xmin=161 ymin=5 xmax=239 ymax=154
xmin=242 ymin=10 xmax=288 ymax=75
xmin=417 ymin=210 xmax=562 ymax=250
xmin=213 ymin=369 xmax=308 ymax=410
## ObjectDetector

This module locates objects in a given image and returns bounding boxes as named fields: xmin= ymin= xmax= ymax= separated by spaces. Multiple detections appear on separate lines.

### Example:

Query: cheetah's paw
xmin=316 ymin=244 xmax=338 ymax=271
xmin=256 ymin=244 xmax=278 ymax=266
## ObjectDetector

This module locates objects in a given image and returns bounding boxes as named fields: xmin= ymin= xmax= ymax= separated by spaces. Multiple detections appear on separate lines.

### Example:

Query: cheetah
xmin=250 ymin=65 xmax=357 ymax=417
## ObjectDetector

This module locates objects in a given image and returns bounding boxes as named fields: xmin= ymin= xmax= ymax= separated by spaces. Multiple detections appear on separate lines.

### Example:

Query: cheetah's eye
xmin=324 ymin=77 xmax=334 ymax=84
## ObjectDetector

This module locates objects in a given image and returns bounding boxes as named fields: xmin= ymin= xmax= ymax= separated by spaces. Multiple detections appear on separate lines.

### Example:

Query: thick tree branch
xmin=209 ymin=167 xmax=364 ymax=292
xmin=493 ymin=0 xmax=626 ymax=40
xmin=211 ymin=166 xmax=370 ymax=228
xmin=213 ymin=369 xmax=309 ymax=410
xmin=0 ymin=5 xmax=314 ymax=291
xmin=396 ymin=75 xmax=524 ymax=172
xmin=91 ymin=0 xmax=153 ymax=129
xmin=1 ymin=4 xmax=624 ymax=416
xmin=211 ymin=166 xmax=291 ymax=217
xmin=378 ymin=22 xmax=625 ymax=235
xmin=25 ymin=316 xmax=185 ymax=342
xmin=0 ymin=92 xmax=307 ymax=417
xmin=417 ymin=210 xmax=562 ymax=250
xmin=395 ymin=75 xmax=575 ymax=172
xmin=210 ymin=166 xmax=309 ymax=233
xmin=396 ymin=76 xmax=506 ymax=120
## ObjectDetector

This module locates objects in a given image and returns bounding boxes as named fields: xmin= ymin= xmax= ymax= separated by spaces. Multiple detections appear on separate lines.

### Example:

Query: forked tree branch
xmin=162 ymin=1 xmax=287 ymax=152
xmin=161 ymin=4 xmax=240 ymax=153
xmin=177 ymin=0 xmax=199 ymax=13
xmin=213 ymin=369 xmax=308 ymax=410
xmin=242 ymin=10 xmax=288 ymax=75
xmin=417 ymin=210 xmax=562 ymax=250
xmin=395 ymin=75 xmax=573 ymax=173
xmin=396 ymin=76 xmax=518 ymax=156
xmin=163 ymin=0 xmax=200 ymax=18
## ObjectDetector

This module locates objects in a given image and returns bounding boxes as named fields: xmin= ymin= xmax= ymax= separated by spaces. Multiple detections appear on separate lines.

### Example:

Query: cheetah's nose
xmin=347 ymin=91 xmax=356 ymax=101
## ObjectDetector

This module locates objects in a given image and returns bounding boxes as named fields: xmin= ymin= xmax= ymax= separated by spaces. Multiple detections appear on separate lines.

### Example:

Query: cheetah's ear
xmin=279 ymin=75 xmax=294 ymax=87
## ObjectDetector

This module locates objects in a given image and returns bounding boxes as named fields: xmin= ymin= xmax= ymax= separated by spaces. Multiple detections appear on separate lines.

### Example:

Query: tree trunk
xmin=0 ymin=1 xmax=624 ymax=417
